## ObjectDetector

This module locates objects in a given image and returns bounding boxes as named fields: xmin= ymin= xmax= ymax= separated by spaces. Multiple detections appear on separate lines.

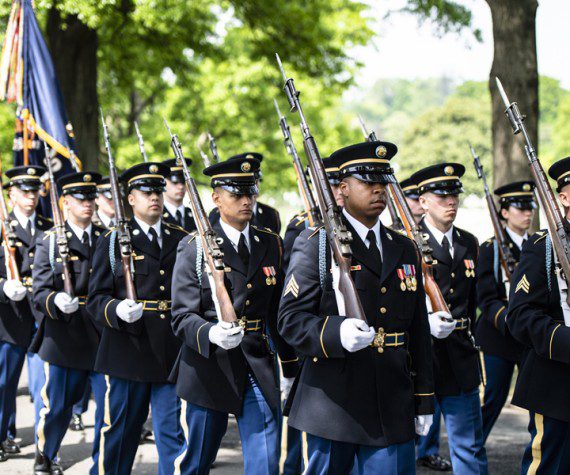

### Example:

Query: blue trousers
xmin=416 ymin=399 xmax=442 ymax=458
xmin=36 ymin=363 xmax=104 ymax=461
xmin=481 ymin=354 xmax=516 ymax=443
xmin=306 ymin=433 xmax=415 ymax=475
xmin=28 ymin=351 xmax=45 ymax=438
xmin=73 ymin=380 xmax=92 ymax=416
xmin=176 ymin=374 xmax=281 ymax=475
xmin=0 ymin=341 xmax=26 ymax=443
xmin=94 ymin=377 xmax=185 ymax=475
xmin=282 ymin=423 xmax=304 ymax=475
xmin=438 ymin=389 xmax=488 ymax=475
xmin=521 ymin=412 xmax=570 ymax=475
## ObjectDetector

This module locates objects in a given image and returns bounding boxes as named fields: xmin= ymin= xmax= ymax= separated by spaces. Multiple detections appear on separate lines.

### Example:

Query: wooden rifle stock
xmin=44 ymin=145 xmax=74 ymax=296
xmin=0 ymin=156 xmax=20 ymax=281
xmin=164 ymin=119 xmax=239 ymax=326
xmin=100 ymin=110 xmax=137 ymax=301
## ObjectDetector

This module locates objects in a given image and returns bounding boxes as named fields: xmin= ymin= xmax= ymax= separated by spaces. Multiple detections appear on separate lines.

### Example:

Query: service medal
xmin=397 ymin=268 xmax=406 ymax=291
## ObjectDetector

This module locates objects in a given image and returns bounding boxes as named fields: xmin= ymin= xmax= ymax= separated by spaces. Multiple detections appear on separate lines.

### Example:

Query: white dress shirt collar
xmin=98 ymin=211 xmax=114 ymax=229
xmin=13 ymin=207 xmax=36 ymax=231
xmin=425 ymin=219 xmax=454 ymax=247
xmin=505 ymin=226 xmax=528 ymax=250
xmin=68 ymin=220 xmax=92 ymax=245
xmin=342 ymin=209 xmax=383 ymax=258
xmin=164 ymin=201 xmax=185 ymax=218
xmin=134 ymin=216 xmax=162 ymax=243
xmin=220 ymin=219 xmax=250 ymax=252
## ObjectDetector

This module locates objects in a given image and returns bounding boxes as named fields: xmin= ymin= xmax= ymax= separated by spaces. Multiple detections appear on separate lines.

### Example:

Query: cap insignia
xmin=375 ymin=146 xmax=387 ymax=158
xmin=84 ymin=174 xmax=92 ymax=182
xmin=27 ymin=168 xmax=36 ymax=176
xmin=241 ymin=162 xmax=251 ymax=172
xmin=444 ymin=166 xmax=454 ymax=176
xmin=523 ymin=183 xmax=531 ymax=191
xmin=149 ymin=165 xmax=158 ymax=173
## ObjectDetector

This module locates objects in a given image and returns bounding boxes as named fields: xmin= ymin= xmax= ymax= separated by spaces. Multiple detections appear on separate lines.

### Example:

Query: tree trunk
xmin=487 ymin=0 xmax=539 ymax=189
xmin=46 ymin=8 xmax=99 ymax=172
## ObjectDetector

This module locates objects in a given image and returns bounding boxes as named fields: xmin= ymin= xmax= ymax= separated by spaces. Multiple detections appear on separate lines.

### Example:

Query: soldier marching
xmin=0 ymin=78 xmax=566 ymax=475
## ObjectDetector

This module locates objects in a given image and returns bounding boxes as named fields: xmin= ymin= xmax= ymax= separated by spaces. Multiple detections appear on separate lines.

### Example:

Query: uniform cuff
xmin=414 ymin=393 xmax=435 ymax=415
xmin=0 ymin=279 xmax=9 ymax=304
xmin=45 ymin=292 xmax=60 ymax=320
xmin=319 ymin=315 xmax=345 ymax=359
xmin=550 ymin=324 xmax=570 ymax=363
xmin=493 ymin=305 xmax=508 ymax=335
xmin=194 ymin=321 xmax=216 ymax=358
xmin=103 ymin=298 xmax=121 ymax=330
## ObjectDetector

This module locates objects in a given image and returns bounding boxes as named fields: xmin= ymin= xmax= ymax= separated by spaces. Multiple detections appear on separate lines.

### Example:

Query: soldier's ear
xmin=418 ymin=194 xmax=429 ymax=212
xmin=558 ymin=190 xmax=570 ymax=209
xmin=127 ymin=192 xmax=136 ymax=206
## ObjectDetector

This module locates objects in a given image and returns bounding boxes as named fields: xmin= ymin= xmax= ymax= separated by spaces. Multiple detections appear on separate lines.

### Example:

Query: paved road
xmin=4 ymin=365 xmax=528 ymax=473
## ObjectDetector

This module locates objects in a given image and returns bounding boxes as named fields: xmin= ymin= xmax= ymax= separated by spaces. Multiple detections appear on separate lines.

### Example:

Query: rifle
xmin=276 ymin=54 xmax=375 ymax=334
xmin=207 ymin=132 xmax=221 ymax=163
xmin=164 ymin=119 xmax=240 ymax=327
xmin=471 ymin=144 xmax=516 ymax=281
xmin=134 ymin=121 xmax=149 ymax=162
xmin=100 ymin=109 xmax=137 ymax=301
xmin=355 ymin=115 xmax=449 ymax=312
xmin=357 ymin=115 xmax=405 ymax=233
xmin=44 ymin=143 xmax=74 ymax=296
xmin=496 ymin=77 xmax=570 ymax=306
xmin=274 ymin=99 xmax=321 ymax=227
xmin=0 ymin=155 xmax=20 ymax=281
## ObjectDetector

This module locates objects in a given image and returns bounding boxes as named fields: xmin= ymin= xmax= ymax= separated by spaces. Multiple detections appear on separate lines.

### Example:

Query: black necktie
xmin=238 ymin=233 xmax=250 ymax=269
xmin=148 ymin=227 xmax=161 ymax=256
xmin=26 ymin=220 xmax=33 ymax=240
xmin=442 ymin=235 xmax=452 ymax=260
xmin=366 ymin=230 xmax=382 ymax=266
xmin=82 ymin=232 xmax=92 ymax=258
xmin=176 ymin=209 xmax=183 ymax=227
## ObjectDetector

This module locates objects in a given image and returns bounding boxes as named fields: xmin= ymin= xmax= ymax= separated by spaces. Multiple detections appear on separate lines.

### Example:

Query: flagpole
xmin=22 ymin=117 xmax=28 ymax=166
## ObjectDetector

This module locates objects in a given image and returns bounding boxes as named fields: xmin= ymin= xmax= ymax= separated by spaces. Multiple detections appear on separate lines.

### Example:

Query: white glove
xmin=54 ymin=292 xmax=79 ymax=314
xmin=340 ymin=318 xmax=376 ymax=352
xmin=208 ymin=321 xmax=244 ymax=350
xmin=116 ymin=299 xmax=144 ymax=323
xmin=280 ymin=374 xmax=295 ymax=400
xmin=428 ymin=311 xmax=456 ymax=339
xmin=415 ymin=414 xmax=434 ymax=436
xmin=3 ymin=279 xmax=27 ymax=302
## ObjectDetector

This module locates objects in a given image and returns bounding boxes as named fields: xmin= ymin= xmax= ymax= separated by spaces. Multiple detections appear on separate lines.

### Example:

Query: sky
xmin=350 ymin=0 xmax=570 ymax=91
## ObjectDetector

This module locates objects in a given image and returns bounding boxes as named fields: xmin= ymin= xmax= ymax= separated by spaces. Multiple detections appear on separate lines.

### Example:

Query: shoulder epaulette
xmin=386 ymin=227 xmax=411 ymax=241
xmin=534 ymin=232 xmax=548 ymax=244
xmin=104 ymin=227 xmax=118 ymax=238
xmin=295 ymin=213 xmax=309 ymax=227
xmin=307 ymin=226 xmax=324 ymax=240
xmin=164 ymin=221 xmax=190 ymax=235
xmin=187 ymin=232 xmax=198 ymax=245
xmin=39 ymin=215 xmax=53 ymax=223
xmin=253 ymin=226 xmax=279 ymax=237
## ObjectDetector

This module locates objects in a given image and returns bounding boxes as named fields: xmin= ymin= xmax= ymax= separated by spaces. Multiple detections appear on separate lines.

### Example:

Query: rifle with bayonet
xmin=357 ymin=115 xmax=405 ymax=233
xmin=0 ymin=155 xmax=20 ymax=281
xmin=471 ymin=144 xmax=516 ymax=281
xmin=208 ymin=133 xmax=221 ymax=163
xmin=44 ymin=143 xmax=74 ymax=296
xmin=274 ymin=99 xmax=321 ymax=227
xmin=164 ymin=119 xmax=240 ymax=327
xmin=276 ymin=54 xmax=376 ymax=336
xmin=355 ymin=117 xmax=449 ymax=312
xmin=496 ymin=77 xmax=570 ymax=306
xmin=134 ymin=121 xmax=149 ymax=162
xmin=100 ymin=109 xmax=137 ymax=301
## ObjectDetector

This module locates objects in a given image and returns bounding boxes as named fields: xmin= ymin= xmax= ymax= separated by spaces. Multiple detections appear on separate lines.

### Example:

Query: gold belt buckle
xmin=372 ymin=327 xmax=386 ymax=353
xmin=157 ymin=300 xmax=169 ymax=311
xmin=237 ymin=316 xmax=247 ymax=329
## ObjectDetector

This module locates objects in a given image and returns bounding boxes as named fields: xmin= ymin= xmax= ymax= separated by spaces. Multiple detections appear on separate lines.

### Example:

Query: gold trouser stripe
xmin=302 ymin=431 xmax=309 ymax=472
xmin=98 ymin=375 xmax=112 ymax=474
xmin=549 ymin=324 xmax=561 ymax=360
xmin=36 ymin=362 xmax=51 ymax=453
xmin=279 ymin=416 xmax=288 ymax=474
xmin=528 ymin=413 xmax=544 ymax=474
xmin=173 ymin=399 xmax=188 ymax=475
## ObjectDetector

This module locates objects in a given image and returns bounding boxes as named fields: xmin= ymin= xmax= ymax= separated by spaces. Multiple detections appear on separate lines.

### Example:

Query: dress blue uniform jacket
xmin=169 ymin=222 xmax=298 ymax=415
xmin=0 ymin=213 xmax=52 ymax=348
xmin=475 ymin=233 xmax=524 ymax=363
xmin=87 ymin=219 xmax=188 ymax=383
xmin=283 ymin=211 xmax=309 ymax=271
xmin=508 ymin=231 xmax=570 ymax=422
xmin=420 ymin=220 xmax=481 ymax=395
xmin=31 ymin=222 xmax=104 ymax=371
xmin=278 ymin=220 xmax=434 ymax=447
xmin=162 ymin=206 xmax=196 ymax=233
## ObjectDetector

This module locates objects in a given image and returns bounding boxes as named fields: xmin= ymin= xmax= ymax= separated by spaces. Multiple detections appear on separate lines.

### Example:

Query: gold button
xmin=160 ymin=270 xmax=165 ymax=275
xmin=313 ymin=357 xmax=318 ymax=362
xmin=449 ymin=288 xmax=454 ymax=294
xmin=247 ymin=283 xmax=252 ymax=289
xmin=245 ymin=300 xmax=250 ymax=306
xmin=29 ymin=252 xmax=34 ymax=257
xmin=451 ymin=272 xmax=455 ymax=278
xmin=30 ymin=265 xmax=34 ymax=270
xmin=380 ymin=307 xmax=387 ymax=314
xmin=159 ymin=313 xmax=166 ymax=319
xmin=380 ymin=287 xmax=387 ymax=294
xmin=160 ymin=285 xmax=165 ymax=291
xmin=89 ymin=269 xmax=93 ymax=274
